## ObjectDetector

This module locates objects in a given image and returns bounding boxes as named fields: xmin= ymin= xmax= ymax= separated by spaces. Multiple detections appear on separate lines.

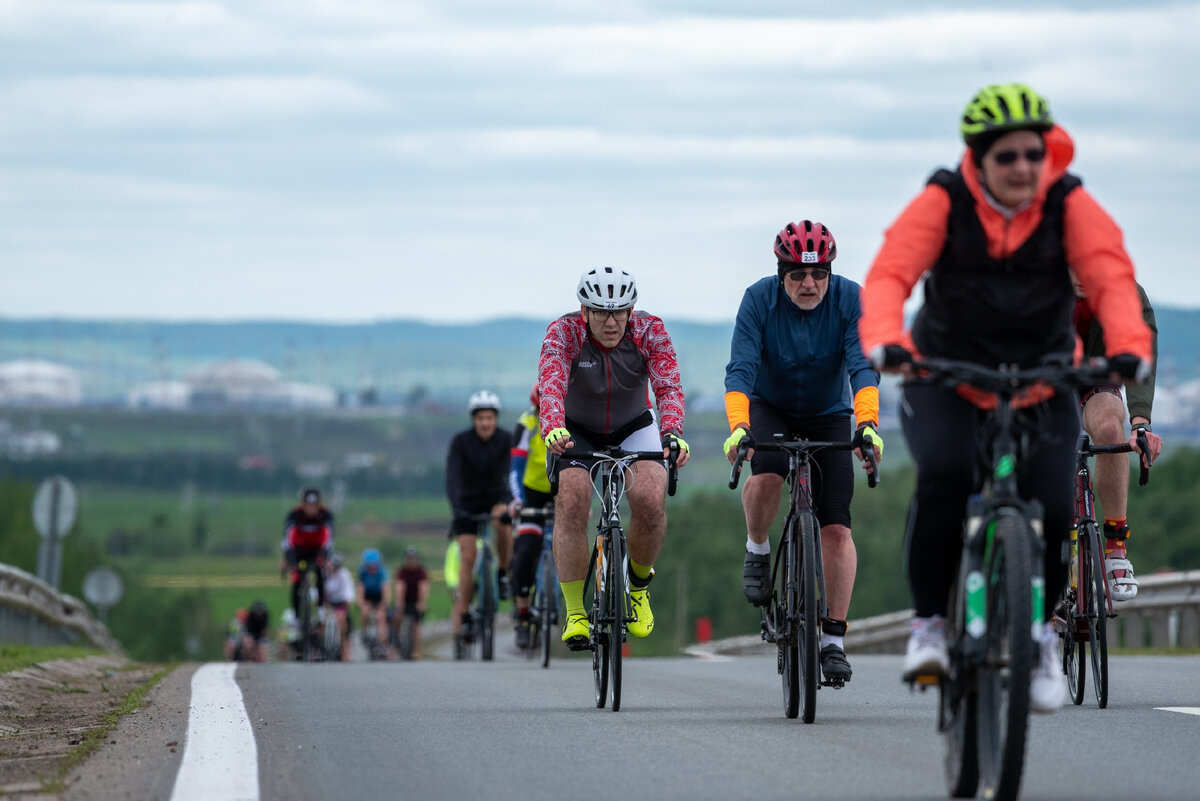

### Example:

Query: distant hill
xmin=1 ymin=305 xmax=1194 ymax=409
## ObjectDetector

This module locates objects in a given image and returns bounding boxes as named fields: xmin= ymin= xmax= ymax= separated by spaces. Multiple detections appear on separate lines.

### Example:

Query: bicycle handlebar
xmin=1083 ymin=431 xmax=1153 ymax=487
xmin=906 ymin=356 xmax=1113 ymax=396
xmin=547 ymin=445 xmax=679 ymax=497
xmin=728 ymin=434 xmax=878 ymax=490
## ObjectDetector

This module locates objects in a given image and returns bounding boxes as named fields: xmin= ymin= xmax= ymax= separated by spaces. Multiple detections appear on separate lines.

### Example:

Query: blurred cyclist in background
xmin=358 ymin=548 xmax=392 ymax=658
xmin=507 ymin=385 xmax=553 ymax=649
xmin=445 ymin=390 xmax=513 ymax=644
xmin=394 ymin=547 xmax=431 ymax=659
xmin=323 ymin=552 xmax=355 ymax=661
xmin=282 ymin=487 xmax=334 ymax=619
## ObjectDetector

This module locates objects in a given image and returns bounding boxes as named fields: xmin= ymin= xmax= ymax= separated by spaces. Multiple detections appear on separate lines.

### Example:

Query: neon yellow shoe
xmin=627 ymin=585 xmax=654 ymax=638
xmin=561 ymin=613 xmax=590 ymax=650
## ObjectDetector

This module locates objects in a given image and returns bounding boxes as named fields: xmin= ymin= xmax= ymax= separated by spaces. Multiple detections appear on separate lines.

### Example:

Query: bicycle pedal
xmin=823 ymin=678 xmax=845 ymax=689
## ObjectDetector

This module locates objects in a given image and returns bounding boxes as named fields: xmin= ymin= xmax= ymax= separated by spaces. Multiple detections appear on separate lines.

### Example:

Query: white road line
xmin=1156 ymin=707 xmax=1200 ymax=716
xmin=170 ymin=663 xmax=259 ymax=801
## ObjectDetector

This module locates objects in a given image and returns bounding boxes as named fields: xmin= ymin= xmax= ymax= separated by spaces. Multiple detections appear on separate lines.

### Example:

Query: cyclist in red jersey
xmin=282 ymin=487 xmax=334 ymax=619
xmin=539 ymin=267 xmax=690 ymax=648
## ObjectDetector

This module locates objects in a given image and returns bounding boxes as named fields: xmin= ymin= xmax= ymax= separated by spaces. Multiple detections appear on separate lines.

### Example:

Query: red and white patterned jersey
xmin=537 ymin=310 xmax=685 ymax=437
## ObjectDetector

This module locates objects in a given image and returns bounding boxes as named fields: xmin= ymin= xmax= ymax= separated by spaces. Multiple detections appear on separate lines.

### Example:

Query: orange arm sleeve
xmin=852 ymin=386 xmax=879 ymax=428
xmin=859 ymin=185 xmax=951 ymax=355
xmin=1063 ymin=190 xmax=1153 ymax=361
xmin=724 ymin=391 xmax=750 ymax=432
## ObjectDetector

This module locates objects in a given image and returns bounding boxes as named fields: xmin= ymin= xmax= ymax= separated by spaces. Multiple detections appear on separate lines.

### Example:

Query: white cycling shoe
xmin=1106 ymin=557 xmax=1139 ymax=601
xmin=902 ymin=615 xmax=948 ymax=680
xmin=1030 ymin=621 xmax=1066 ymax=714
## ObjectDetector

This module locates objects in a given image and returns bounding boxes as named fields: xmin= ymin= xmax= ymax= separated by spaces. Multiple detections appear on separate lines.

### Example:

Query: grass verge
xmin=0 ymin=645 xmax=106 ymax=676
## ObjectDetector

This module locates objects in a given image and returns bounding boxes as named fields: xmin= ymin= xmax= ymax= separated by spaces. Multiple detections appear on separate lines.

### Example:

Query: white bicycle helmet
xmin=467 ymin=389 xmax=501 ymax=415
xmin=577 ymin=266 xmax=637 ymax=310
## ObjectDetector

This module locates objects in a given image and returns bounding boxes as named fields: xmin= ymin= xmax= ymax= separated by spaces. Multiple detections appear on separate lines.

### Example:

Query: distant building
xmin=127 ymin=381 xmax=192 ymax=410
xmin=184 ymin=359 xmax=336 ymax=410
xmin=0 ymin=360 xmax=83 ymax=406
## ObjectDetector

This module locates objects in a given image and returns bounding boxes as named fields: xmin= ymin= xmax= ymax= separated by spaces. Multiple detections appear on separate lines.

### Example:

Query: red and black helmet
xmin=774 ymin=220 xmax=837 ymax=273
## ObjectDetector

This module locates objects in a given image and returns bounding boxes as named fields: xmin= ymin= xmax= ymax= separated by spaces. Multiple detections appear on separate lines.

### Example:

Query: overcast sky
xmin=3 ymin=1 xmax=1197 ymax=324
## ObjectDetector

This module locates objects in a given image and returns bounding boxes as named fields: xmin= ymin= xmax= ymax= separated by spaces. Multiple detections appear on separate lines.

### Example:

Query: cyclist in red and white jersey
xmin=539 ymin=267 xmax=690 ymax=648
xmin=282 ymin=487 xmax=334 ymax=619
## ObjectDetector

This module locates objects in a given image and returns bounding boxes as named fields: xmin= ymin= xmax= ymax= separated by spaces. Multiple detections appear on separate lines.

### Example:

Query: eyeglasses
xmin=784 ymin=268 xmax=830 ymax=282
xmin=588 ymin=309 xmax=630 ymax=322
xmin=991 ymin=148 xmax=1046 ymax=165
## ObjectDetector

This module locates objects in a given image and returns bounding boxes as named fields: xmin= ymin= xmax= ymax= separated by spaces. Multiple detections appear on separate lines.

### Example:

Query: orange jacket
xmin=859 ymin=125 xmax=1152 ymax=364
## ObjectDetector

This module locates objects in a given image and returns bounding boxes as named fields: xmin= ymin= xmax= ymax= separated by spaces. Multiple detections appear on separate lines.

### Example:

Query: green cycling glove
xmin=662 ymin=432 xmax=689 ymax=456
xmin=543 ymin=427 xmax=572 ymax=448
xmin=723 ymin=427 xmax=750 ymax=457
xmin=853 ymin=424 xmax=883 ymax=456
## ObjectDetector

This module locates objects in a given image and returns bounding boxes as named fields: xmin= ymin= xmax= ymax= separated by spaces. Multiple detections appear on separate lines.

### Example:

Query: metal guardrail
xmin=686 ymin=570 xmax=1200 ymax=657
xmin=0 ymin=562 xmax=122 ymax=652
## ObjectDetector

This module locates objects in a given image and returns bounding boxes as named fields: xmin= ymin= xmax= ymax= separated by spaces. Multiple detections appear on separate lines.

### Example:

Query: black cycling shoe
xmin=498 ymin=573 xmax=512 ymax=601
xmin=819 ymin=644 xmax=852 ymax=685
xmin=514 ymin=613 xmax=532 ymax=649
xmin=742 ymin=551 xmax=771 ymax=607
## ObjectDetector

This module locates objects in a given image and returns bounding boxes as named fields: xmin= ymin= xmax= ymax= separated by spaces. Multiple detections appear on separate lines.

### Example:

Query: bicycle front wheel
xmin=797 ymin=512 xmax=820 ymax=724
xmin=607 ymin=529 xmax=627 ymax=712
xmin=778 ymin=523 xmax=800 ymax=720
xmin=479 ymin=546 xmax=496 ymax=661
xmin=1084 ymin=525 xmax=1109 ymax=708
xmin=976 ymin=515 xmax=1034 ymax=801
xmin=590 ymin=540 xmax=609 ymax=708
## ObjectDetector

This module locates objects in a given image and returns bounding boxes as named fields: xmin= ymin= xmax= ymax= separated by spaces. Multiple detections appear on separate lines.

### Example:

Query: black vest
xmin=912 ymin=168 xmax=1081 ymax=367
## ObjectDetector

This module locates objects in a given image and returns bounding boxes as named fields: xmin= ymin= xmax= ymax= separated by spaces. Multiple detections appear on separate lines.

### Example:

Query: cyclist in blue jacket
xmin=723 ymin=221 xmax=883 ymax=685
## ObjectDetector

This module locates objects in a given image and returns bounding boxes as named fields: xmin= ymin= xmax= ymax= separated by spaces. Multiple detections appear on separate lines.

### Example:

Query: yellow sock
xmin=560 ymin=580 xmax=585 ymax=617
xmin=630 ymin=560 xmax=653 ymax=584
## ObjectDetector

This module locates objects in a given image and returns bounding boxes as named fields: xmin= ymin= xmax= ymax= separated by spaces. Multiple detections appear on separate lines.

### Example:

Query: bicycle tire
xmin=798 ymin=511 xmax=820 ymax=724
xmin=975 ymin=515 xmax=1033 ymax=801
xmin=607 ymin=529 xmax=626 ymax=712
xmin=480 ymin=544 xmax=496 ymax=662
xmin=298 ymin=570 xmax=313 ymax=663
xmin=1063 ymin=586 xmax=1086 ymax=705
xmin=943 ymin=567 xmax=980 ymax=798
xmin=779 ymin=521 xmax=800 ymax=720
xmin=1085 ymin=525 xmax=1109 ymax=708
xmin=591 ymin=541 xmax=609 ymax=708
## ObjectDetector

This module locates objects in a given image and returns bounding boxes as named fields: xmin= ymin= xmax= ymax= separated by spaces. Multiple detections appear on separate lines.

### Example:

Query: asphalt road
xmin=209 ymin=652 xmax=1200 ymax=801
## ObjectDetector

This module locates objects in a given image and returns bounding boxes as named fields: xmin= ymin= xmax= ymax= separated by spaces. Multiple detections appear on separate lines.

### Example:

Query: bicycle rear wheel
xmin=797 ymin=512 xmax=820 ymax=724
xmin=778 ymin=523 xmax=800 ymax=720
xmin=1062 ymin=587 xmax=1086 ymax=705
xmin=1084 ymin=526 xmax=1109 ymax=708
xmin=975 ymin=515 xmax=1033 ymax=801
xmin=607 ymin=529 xmax=627 ymax=712
xmin=942 ymin=569 xmax=980 ymax=798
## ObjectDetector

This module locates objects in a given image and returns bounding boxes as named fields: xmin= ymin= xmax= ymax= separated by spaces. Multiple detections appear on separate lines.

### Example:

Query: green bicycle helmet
xmin=960 ymin=83 xmax=1054 ymax=148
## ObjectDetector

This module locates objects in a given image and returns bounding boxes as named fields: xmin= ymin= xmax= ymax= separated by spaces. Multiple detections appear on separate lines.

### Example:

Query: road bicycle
xmin=360 ymin=604 xmax=389 ymax=661
xmin=293 ymin=558 xmax=324 ymax=662
xmin=550 ymin=444 xmax=679 ymax=711
xmin=1059 ymin=428 xmax=1152 ymax=708
xmin=729 ymin=432 xmax=877 ymax=723
xmin=904 ymin=356 xmax=1111 ymax=801
xmin=454 ymin=512 xmax=501 ymax=661
xmin=516 ymin=506 xmax=558 ymax=667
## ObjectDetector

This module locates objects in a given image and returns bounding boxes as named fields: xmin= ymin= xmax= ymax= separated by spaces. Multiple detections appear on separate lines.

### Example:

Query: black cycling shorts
xmin=449 ymin=494 xmax=510 ymax=539
xmin=748 ymin=400 xmax=854 ymax=529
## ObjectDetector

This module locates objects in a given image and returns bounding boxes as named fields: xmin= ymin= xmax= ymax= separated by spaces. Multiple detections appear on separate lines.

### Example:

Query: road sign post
xmin=33 ymin=475 xmax=78 ymax=591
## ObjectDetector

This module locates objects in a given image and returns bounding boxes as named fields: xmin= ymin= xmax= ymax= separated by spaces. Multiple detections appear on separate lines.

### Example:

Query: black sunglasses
xmin=785 ymin=268 xmax=830 ymax=282
xmin=992 ymin=148 xmax=1046 ymax=165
